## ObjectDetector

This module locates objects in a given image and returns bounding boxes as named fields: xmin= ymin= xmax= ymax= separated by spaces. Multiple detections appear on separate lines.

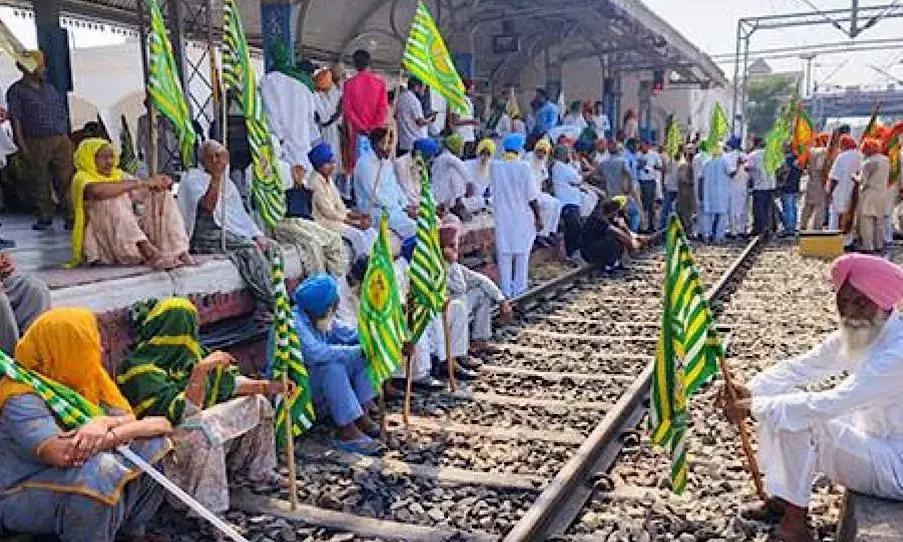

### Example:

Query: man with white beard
xmin=525 ymin=138 xmax=562 ymax=245
xmin=723 ymin=253 xmax=903 ymax=542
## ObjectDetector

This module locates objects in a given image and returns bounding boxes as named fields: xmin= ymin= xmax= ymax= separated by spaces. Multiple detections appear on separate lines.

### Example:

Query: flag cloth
xmin=269 ymin=253 xmax=315 ymax=449
xmin=146 ymin=0 xmax=196 ymax=166
xmin=119 ymin=115 xmax=139 ymax=175
xmin=649 ymin=215 xmax=723 ymax=494
xmin=358 ymin=212 xmax=408 ymax=391
xmin=763 ymin=109 xmax=792 ymax=177
xmin=791 ymin=104 xmax=814 ymax=166
xmin=407 ymin=156 xmax=447 ymax=343
xmin=862 ymin=104 xmax=882 ymax=143
xmin=0 ymin=350 xmax=99 ymax=430
xmin=403 ymin=1 xmax=468 ymax=115
xmin=665 ymin=116 xmax=682 ymax=160
xmin=883 ymin=121 xmax=903 ymax=185
xmin=705 ymin=103 xmax=729 ymax=154
xmin=223 ymin=0 xmax=286 ymax=229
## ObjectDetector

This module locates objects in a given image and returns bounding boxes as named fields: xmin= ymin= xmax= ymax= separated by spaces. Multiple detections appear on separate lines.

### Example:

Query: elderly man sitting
xmin=354 ymin=127 xmax=418 ymax=241
xmin=293 ymin=274 xmax=381 ymax=456
xmin=178 ymin=140 xmax=276 ymax=306
xmin=435 ymin=224 xmax=513 ymax=379
xmin=724 ymin=253 xmax=903 ymax=542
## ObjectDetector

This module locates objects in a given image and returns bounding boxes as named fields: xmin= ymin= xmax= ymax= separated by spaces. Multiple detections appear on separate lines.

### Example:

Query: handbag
xmin=285 ymin=188 xmax=313 ymax=219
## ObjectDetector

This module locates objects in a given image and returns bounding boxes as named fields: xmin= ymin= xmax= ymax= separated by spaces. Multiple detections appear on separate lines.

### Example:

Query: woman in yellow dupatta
xmin=68 ymin=138 xmax=193 ymax=269
xmin=0 ymin=308 xmax=172 ymax=542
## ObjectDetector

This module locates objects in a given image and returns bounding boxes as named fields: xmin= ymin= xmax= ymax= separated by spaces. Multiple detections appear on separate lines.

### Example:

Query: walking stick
xmin=281 ymin=372 xmax=299 ymax=510
xmin=443 ymin=305 xmax=456 ymax=392
xmin=719 ymin=355 xmax=767 ymax=501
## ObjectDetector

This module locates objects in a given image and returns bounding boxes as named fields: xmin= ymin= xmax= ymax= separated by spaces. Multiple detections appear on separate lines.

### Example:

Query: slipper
xmin=332 ymin=436 xmax=382 ymax=456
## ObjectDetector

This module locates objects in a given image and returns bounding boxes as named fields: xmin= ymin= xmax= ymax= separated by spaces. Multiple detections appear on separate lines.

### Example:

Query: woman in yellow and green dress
xmin=0 ymin=307 xmax=172 ymax=541
xmin=117 ymin=297 xmax=288 ymax=514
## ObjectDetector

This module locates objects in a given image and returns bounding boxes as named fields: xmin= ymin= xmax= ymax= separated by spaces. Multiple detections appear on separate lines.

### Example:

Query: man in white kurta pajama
xmin=700 ymin=147 xmax=731 ymax=243
xmin=726 ymin=253 xmax=903 ymax=542
xmin=491 ymin=134 xmax=543 ymax=297
xmin=525 ymin=139 xmax=562 ymax=240
xmin=724 ymin=138 xmax=749 ymax=236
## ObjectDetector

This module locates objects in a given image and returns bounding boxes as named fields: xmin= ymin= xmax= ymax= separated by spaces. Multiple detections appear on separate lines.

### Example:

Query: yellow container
xmin=799 ymin=231 xmax=845 ymax=260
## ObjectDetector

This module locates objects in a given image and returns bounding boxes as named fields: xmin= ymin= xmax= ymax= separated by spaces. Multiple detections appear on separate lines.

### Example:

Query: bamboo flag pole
xmin=403 ymin=350 xmax=414 ymax=425
xmin=118 ymin=446 xmax=249 ymax=542
xmin=281 ymin=372 xmax=300 ymax=510
xmin=149 ymin=103 xmax=159 ymax=176
xmin=719 ymin=356 xmax=766 ymax=501
xmin=218 ymin=51 xmax=229 ymax=254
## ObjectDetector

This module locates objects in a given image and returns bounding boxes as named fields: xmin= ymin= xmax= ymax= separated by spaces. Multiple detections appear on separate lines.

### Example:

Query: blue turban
xmin=308 ymin=142 xmax=335 ymax=171
xmin=294 ymin=274 xmax=339 ymax=319
xmin=574 ymin=139 xmax=595 ymax=153
xmin=401 ymin=236 xmax=417 ymax=262
xmin=413 ymin=137 xmax=441 ymax=158
xmin=502 ymin=133 xmax=526 ymax=153
xmin=727 ymin=136 xmax=742 ymax=151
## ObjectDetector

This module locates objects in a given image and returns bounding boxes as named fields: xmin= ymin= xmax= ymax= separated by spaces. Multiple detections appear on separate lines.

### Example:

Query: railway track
xmin=157 ymin=238 xmax=839 ymax=542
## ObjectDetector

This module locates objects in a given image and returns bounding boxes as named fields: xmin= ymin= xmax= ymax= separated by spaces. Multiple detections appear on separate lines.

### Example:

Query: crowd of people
xmin=1 ymin=44 xmax=902 ymax=542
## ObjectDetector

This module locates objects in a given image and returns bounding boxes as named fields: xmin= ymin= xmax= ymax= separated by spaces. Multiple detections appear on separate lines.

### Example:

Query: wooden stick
xmin=443 ymin=305 xmax=456 ymax=393
xmin=218 ymin=52 xmax=229 ymax=254
xmin=403 ymin=351 xmax=413 ymax=425
xmin=719 ymin=355 xmax=766 ymax=501
xmin=281 ymin=372 xmax=299 ymax=511
xmin=378 ymin=389 xmax=387 ymax=443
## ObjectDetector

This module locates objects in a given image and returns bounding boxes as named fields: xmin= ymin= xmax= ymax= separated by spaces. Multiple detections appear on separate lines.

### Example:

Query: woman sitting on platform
xmin=68 ymin=138 xmax=193 ymax=269
xmin=117 ymin=297 xmax=287 ymax=515
xmin=0 ymin=308 xmax=173 ymax=542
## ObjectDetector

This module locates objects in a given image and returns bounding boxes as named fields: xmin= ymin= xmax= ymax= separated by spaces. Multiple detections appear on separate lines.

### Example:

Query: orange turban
xmin=816 ymin=132 xmax=831 ymax=147
xmin=862 ymin=137 xmax=881 ymax=156
xmin=314 ymin=68 xmax=333 ymax=91
xmin=839 ymin=134 xmax=857 ymax=151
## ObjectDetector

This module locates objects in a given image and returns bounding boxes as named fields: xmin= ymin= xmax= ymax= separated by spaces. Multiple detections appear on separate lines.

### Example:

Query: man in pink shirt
xmin=342 ymin=49 xmax=389 ymax=172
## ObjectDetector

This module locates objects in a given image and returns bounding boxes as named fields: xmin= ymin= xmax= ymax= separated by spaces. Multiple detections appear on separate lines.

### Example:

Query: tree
xmin=745 ymin=74 xmax=799 ymax=138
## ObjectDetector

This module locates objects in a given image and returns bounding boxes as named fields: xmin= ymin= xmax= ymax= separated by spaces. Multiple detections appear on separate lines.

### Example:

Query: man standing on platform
xmin=395 ymin=77 xmax=433 ymax=158
xmin=801 ymin=133 xmax=830 ymax=231
xmin=724 ymin=253 xmax=903 ymax=542
xmin=530 ymin=88 xmax=559 ymax=139
xmin=449 ymin=80 xmax=480 ymax=158
xmin=6 ymin=51 xmax=73 ymax=231
xmin=342 ymin=50 xmax=389 ymax=172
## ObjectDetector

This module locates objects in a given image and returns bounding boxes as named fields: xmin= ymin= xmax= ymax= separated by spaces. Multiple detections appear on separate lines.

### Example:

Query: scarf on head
xmin=117 ymin=297 xmax=237 ymax=423
xmin=67 ymin=138 xmax=126 ymax=268
xmin=270 ymin=40 xmax=315 ymax=92
xmin=0 ymin=308 xmax=133 ymax=415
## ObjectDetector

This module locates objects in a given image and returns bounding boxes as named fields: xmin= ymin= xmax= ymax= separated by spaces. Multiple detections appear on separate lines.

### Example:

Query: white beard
xmin=315 ymin=313 xmax=335 ymax=333
xmin=838 ymin=313 xmax=888 ymax=362
xmin=478 ymin=159 xmax=491 ymax=181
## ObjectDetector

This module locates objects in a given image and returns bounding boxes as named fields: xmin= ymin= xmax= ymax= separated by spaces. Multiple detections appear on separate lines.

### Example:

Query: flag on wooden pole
xmin=269 ymin=254 xmax=315 ymax=449
xmin=403 ymin=1 xmax=468 ymax=115
xmin=146 ymin=0 xmax=196 ymax=166
xmin=222 ymin=0 xmax=286 ymax=229
xmin=705 ymin=103 xmax=729 ymax=154
xmin=407 ymin=156 xmax=447 ymax=343
xmin=358 ymin=212 xmax=408 ymax=391
xmin=119 ymin=115 xmax=140 ymax=175
xmin=649 ymin=215 xmax=722 ymax=493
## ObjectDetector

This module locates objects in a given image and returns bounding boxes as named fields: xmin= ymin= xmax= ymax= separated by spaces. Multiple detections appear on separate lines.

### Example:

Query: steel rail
xmin=503 ymin=235 xmax=764 ymax=542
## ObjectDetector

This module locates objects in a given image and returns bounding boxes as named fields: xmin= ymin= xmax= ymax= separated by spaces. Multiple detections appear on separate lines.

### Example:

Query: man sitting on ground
xmin=431 ymin=133 xmax=471 ymax=221
xmin=178 ymin=140 xmax=276 ymax=306
xmin=0 ymin=251 xmax=50 ymax=354
xmin=435 ymin=225 xmax=513 ymax=379
xmin=723 ymin=253 xmax=903 ymax=542
xmin=294 ymin=274 xmax=381 ymax=456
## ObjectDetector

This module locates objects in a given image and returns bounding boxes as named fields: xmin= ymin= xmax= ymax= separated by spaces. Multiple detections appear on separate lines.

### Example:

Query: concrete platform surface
xmin=837 ymin=491 xmax=903 ymax=542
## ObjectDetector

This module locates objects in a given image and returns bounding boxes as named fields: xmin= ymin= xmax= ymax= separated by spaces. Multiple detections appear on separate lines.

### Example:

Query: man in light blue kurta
xmin=701 ymin=145 xmax=732 ymax=243
xmin=353 ymin=127 xmax=417 ymax=240
xmin=293 ymin=274 xmax=381 ymax=456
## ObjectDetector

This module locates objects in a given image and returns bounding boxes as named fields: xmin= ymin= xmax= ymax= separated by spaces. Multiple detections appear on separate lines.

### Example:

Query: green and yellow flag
xmin=223 ymin=0 xmax=286 ymax=229
xmin=408 ymin=156 xmax=447 ymax=343
xmin=705 ymin=103 xmax=729 ymax=155
xmin=0 ymin=350 xmax=100 ymax=430
xmin=649 ymin=215 xmax=722 ymax=494
xmin=403 ymin=1 xmax=468 ymax=115
xmin=146 ymin=0 xmax=196 ymax=166
xmin=270 ymin=254 xmax=315 ymax=449
xmin=665 ymin=115 xmax=682 ymax=160
xmin=358 ymin=212 xmax=408 ymax=391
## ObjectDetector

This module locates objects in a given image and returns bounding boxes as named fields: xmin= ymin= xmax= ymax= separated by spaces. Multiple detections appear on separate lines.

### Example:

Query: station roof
xmin=11 ymin=0 xmax=727 ymax=87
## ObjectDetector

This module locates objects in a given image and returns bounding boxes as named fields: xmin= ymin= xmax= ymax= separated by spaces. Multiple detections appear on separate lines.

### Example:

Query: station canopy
xmin=32 ymin=0 xmax=727 ymax=87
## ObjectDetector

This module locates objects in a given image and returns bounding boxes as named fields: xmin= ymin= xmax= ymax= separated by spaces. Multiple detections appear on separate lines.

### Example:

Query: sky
xmin=642 ymin=0 xmax=903 ymax=91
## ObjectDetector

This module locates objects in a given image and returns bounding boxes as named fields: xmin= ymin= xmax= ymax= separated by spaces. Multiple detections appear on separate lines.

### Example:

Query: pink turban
xmin=830 ymin=253 xmax=903 ymax=310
